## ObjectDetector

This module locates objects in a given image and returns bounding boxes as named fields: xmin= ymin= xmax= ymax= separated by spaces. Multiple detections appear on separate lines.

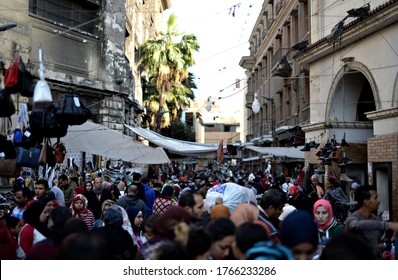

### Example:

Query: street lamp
xmin=252 ymin=92 xmax=261 ymax=114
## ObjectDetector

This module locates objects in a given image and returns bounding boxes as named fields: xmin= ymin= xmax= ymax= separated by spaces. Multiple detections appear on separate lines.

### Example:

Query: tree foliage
xmin=140 ymin=14 xmax=199 ymax=131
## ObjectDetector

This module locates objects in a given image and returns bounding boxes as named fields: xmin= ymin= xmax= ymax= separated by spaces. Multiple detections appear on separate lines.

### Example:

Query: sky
xmin=163 ymin=0 xmax=263 ymax=109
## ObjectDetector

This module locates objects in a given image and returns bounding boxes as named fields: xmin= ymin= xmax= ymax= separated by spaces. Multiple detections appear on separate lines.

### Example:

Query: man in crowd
xmin=86 ymin=177 xmax=113 ymax=219
xmin=116 ymin=183 xmax=147 ymax=221
xmin=257 ymin=189 xmax=286 ymax=244
xmin=58 ymin=174 xmax=77 ymax=207
xmin=11 ymin=188 xmax=31 ymax=220
xmin=345 ymin=185 xmax=398 ymax=258
xmin=33 ymin=179 xmax=49 ymax=202
xmin=178 ymin=191 xmax=208 ymax=228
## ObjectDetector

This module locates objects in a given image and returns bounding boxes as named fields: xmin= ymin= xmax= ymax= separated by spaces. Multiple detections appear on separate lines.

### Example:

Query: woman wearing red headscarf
xmin=313 ymin=199 xmax=344 ymax=245
xmin=70 ymin=194 xmax=95 ymax=231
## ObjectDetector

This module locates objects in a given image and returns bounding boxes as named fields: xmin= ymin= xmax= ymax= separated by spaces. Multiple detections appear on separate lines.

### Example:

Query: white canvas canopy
xmin=124 ymin=125 xmax=219 ymax=156
xmin=59 ymin=121 xmax=170 ymax=164
xmin=245 ymin=146 xmax=305 ymax=159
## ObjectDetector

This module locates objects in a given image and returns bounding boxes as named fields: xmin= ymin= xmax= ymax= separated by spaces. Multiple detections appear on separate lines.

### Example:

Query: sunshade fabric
xmin=124 ymin=125 xmax=219 ymax=155
xmin=245 ymin=145 xmax=305 ymax=159
xmin=59 ymin=121 xmax=170 ymax=164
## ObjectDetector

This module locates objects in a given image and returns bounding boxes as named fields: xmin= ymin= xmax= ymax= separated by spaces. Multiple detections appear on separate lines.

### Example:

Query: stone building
xmin=0 ymin=0 xmax=170 ymax=176
xmin=295 ymin=0 xmax=398 ymax=220
xmin=240 ymin=0 xmax=310 ymax=176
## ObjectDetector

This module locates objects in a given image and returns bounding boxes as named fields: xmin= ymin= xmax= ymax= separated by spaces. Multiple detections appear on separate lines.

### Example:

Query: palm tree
xmin=140 ymin=14 xmax=199 ymax=131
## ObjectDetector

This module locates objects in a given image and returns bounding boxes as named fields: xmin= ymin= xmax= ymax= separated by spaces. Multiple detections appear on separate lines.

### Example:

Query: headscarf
xmin=104 ymin=205 xmax=137 ymax=246
xmin=230 ymin=203 xmax=259 ymax=227
xmin=74 ymin=187 xmax=85 ymax=195
xmin=71 ymin=194 xmax=89 ymax=219
xmin=100 ymin=199 xmax=115 ymax=216
xmin=160 ymin=184 xmax=174 ymax=197
xmin=22 ymin=201 xmax=47 ymax=236
xmin=210 ymin=204 xmax=230 ymax=219
xmin=313 ymin=199 xmax=334 ymax=230
xmin=126 ymin=206 xmax=141 ymax=232
xmin=154 ymin=206 xmax=191 ymax=239
xmin=280 ymin=210 xmax=318 ymax=249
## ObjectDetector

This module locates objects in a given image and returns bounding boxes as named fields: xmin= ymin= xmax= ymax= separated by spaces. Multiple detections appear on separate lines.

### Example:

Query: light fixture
xmin=252 ymin=92 xmax=261 ymax=114
xmin=33 ymin=48 xmax=53 ymax=109
xmin=205 ymin=96 xmax=212 ymax=112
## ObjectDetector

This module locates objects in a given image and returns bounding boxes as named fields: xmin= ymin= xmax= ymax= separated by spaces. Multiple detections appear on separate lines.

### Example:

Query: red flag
xmin=217 ymin=139 xmax=223 ymax=163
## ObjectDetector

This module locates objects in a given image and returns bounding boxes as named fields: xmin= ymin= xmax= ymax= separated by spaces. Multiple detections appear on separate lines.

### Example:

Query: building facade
xmin=240 ymin=0 xmax=310 ymax=175
xmin=242 ymin=0 xmax=398 ymax=220
xmin=0 ymin=0 xmax=169 ymax=179
xmin=295 ymin=0 xmax=398 ymax=221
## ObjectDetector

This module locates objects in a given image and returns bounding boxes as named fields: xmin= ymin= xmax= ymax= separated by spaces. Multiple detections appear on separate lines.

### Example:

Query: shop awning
xmin=245 ymin=146 xmax=305 ymax=159
xmin=59 ymin=121 xmax=170 ymax=164
xmin=124 ymin=125 xmax=219 ymax=156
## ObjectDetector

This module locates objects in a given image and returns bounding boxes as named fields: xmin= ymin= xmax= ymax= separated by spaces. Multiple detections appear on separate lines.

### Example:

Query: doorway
xmin=372 ymin=163 xmax=392 ymax=218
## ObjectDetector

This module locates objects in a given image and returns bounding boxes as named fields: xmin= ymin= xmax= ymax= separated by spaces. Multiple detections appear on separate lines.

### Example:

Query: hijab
xmin=280 ymin=210 xmax=318 ymax=249
xmin=154 ymin=206 xmax=191 ymax=239
xmin=230 ymin=203 xmax=259 ymax=227
xmin=126 ymin=206 xmax=141 ymax=232
xmin=210 ymin=204 xmax=230 ymax=219
xmin=71 ymin=194 xmax=89 ymax=219
xmin=313 ymin=199 xmax=334 ymax=231
xmin=22 ymin=201 xmax=48 ymax=236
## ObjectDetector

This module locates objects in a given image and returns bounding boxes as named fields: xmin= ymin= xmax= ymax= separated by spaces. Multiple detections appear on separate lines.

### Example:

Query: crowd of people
xmin=1 ymin=167 xmax=397 ymax=260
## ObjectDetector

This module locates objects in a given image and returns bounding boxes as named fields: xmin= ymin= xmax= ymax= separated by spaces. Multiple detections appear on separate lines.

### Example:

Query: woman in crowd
xmin=152 ymin=184 xmax=175 ymax=215
xmin=84 ymin=181 xmax=93 ymax=195
xmin=137 ymin=206 xmax=191 ymax=259
xmin=18 ymin=201 xmax=48 ymax=259
xmin=280 ymin=210 xmax=319 ymax=260
xmin=92 ymin=199 xmax=115 ymax=229
xmin=205 ymin=217 xmax=236 ymax=260
xmin=126 ymin=206 xmax=146 ymax=247
xmin=70 ymin=194 xmax=95 ymax=231
xmin=313 ymin=199 xmax=344 ymax=245
xmin=229 ymin=203 xmax=259 ymax=227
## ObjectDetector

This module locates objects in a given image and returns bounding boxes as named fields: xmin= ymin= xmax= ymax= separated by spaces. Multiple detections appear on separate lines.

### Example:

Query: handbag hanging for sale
xmin=0 ymin=61 xmax=16 ymax=117
xmin=16 ymin=146 xmax=41 ymax=169
xmin=53 ymin=138 xmax=66 ymax=164
xmin=4 ymin=55 xmax=20 ymax=93
xmin=29 ymin=103 xmax=68 ymax=138
xmin=56 ymin=91 xmax=92 ymax=125
xmin=0 ymin=158 xmax=21 ymax=177
xmin=38 ymin=138 xmax=55 ymax=167
xmin=4 ymin=55 xmax=35 ymax=97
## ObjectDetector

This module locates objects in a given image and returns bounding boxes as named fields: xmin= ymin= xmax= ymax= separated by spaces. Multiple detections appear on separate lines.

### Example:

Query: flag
xmin=217 ymin=139 xmax=223 ymax=163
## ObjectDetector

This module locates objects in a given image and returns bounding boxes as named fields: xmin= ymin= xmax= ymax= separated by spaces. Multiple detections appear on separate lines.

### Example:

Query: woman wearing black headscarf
xmin=17 ymin=201 xmax=48 ymax=259
xmin=27 ymin=206 xmax=72 ymax=259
